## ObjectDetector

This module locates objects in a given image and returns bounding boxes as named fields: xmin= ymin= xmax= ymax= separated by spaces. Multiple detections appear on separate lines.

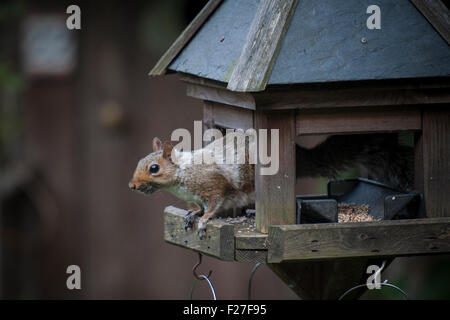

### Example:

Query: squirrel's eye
xmin=149 ymin=164 xmax=160 ymax=174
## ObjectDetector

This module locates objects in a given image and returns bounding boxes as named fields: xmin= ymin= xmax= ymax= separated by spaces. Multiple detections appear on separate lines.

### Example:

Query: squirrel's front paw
xmin=197 ymin=228 xmax=206 ymax=240
xmin=184 ymin=211 xmax=196 ymax=230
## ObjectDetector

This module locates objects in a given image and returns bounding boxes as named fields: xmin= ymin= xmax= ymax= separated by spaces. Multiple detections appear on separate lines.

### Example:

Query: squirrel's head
xmin=129 ymin=137 xmax=177 ymax=194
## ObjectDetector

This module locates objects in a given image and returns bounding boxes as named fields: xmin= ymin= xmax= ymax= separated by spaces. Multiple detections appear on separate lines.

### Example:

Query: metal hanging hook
xmin=248 ymin=262 xmax=262 ymax=300
xmin=189 ymin=275 xmax=217 ymax=300
xmin=338 ymin=282 xmax=408 ymax=300
xmin=338 ymin=260 xmax=408 ymax=300
xmin=192 ymin=252 xmax=213 ymax=280
xmin=373 ymin=260 xmax=386 ymax=284
xmin=190 ymin=253 xmax=216 ymax=300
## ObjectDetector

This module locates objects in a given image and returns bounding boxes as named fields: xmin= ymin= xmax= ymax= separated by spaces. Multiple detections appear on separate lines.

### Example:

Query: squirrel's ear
xmin=153 ymin=137 xmax=162 ymax=152
xmin=162 ymin=141 xmax=174 ymax=161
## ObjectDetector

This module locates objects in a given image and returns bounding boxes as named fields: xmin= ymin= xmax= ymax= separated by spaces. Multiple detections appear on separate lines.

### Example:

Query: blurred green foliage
xmin=0 ymin=63 xmax=24 ymax=93
xmin=0 ymin=0 xmax=27 ymax=164
xmin=0 ymin=0 xmax=26 ymax=22
xmin=361 ymin=257 xmax=450 ymax=300
xmin=137 ymin=0 xmax=185 ymax=56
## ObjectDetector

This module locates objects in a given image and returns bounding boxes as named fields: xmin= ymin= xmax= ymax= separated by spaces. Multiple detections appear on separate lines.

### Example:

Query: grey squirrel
xmin=129 ymin=132 xmax=413 ymax=238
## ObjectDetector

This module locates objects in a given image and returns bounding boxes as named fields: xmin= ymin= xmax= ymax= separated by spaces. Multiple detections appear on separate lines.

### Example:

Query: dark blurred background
xmin=0 ymin=0 xmax=448 ymax=299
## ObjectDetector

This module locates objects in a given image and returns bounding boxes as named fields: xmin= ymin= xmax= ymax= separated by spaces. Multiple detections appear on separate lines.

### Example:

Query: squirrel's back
xmin=171 ymin=131 xmax=256 ymax=210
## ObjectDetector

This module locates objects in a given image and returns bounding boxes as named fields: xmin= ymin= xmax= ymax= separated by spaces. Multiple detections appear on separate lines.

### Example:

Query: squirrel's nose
xmin=129 ymin=182 xmax=137 ymax=190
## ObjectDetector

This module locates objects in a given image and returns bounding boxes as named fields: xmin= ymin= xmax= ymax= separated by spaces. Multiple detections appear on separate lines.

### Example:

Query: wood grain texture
xmin=255 ymin=110 xmax=296 ymax=233
xmin=227 ymin=0 xmax=298 ymax=92
xmin=254 ymin=83 xmax=450 ymax=110
xmin=201 ymin=101 xmax=254 ymax=131
xmin=186 ymin=83 xmax=256 ymax=110
xmin=180 ymin=73 xmax=228 ymax=89
xmin=268 ymin=218 xmax=450 ymax=262
xmin=414 ymin=131 xmax=424 ymax=193
xmin=410 ymin=0 xmax=450 ymax=45
xmin=235 ymin=249 xmax=267 ymax=263
xmin=164 ymin=206 xmax=235 ymax=261
xmin=203 ymin=100 xmax=214 ymax=133
xmin=235 ymin=233 xmax=268 ymax=250
xmin=183 ymin=74 xmax=450 ymax=111
xmin=296 ymin=107 xmax=422 ymax=135
xmin=422 ymin=107 xmax=450 ymax=217
xmin=149 ymin=0 xmax=223 ymax=76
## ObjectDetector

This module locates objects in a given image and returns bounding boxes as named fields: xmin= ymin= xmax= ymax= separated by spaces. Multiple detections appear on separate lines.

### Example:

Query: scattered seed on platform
xmin=338 ymin=203 xmax=375 ymax=223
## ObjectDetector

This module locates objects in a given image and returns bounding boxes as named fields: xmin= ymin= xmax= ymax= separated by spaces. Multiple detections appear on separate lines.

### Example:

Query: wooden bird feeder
xmin=150 ymin=0 xmax=450 ymax=299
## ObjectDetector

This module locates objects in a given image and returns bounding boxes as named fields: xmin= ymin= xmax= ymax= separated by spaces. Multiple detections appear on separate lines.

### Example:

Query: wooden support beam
xmin=202 ymin=101 xmax=254 ymax=131
xmin=255 ymin=110 xmax=297 ymax=233
xmin=227 ymin=0 xmax=298 ymax=92
xmin=296 ymin=107 xmax=422 ymax=135
xmin=422 ymin=107 xmax=450 ymax=218
xmin=235 ymin=250 xmax=267 ymax=263
xmin=187 ymin=83 xmax=256 ymax=110
xmin=164 ymin=206 xmax=235 ymax=261
xmin=268 ymin=218 xmax=450 ymax=263
xmin=414 ymin=130 xmax=425 ymax=193
xmin=410 ymin=0 xmax=450 ymax=45
xmin=254 ymin=83 xmax=450 ymax=110
xmin=182 ymin=74 xmax=450 ymax=111
xmin=234 ymin=232 xmax=268 ymax=263
xmin=203 ymin=100 xmax=214 ymax=132
xmin=235 ymin=233 xmax=268 ymax=250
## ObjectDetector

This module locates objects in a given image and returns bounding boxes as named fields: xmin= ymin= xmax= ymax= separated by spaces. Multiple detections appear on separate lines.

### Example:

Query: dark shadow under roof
xmin=162 ymin=0 xmax=450 ymax=91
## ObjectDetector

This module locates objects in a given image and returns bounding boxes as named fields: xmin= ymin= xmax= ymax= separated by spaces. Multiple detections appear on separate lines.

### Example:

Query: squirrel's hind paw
xmin=197 ymin=218 xmax=208 ymax=239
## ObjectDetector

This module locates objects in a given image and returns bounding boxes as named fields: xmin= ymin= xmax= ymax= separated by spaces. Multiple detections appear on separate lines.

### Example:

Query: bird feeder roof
xmin=150 ymin=0 xmax=450 ymax=92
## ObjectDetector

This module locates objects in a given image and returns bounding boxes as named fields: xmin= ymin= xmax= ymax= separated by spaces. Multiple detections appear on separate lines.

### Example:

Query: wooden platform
xmin=164 ymin=206 xmax=450 ymax=263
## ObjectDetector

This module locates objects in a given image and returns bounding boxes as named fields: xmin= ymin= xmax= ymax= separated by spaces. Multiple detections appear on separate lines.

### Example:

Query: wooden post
xmin=254 ymin=110 xmax=296 ymax=233
xmin=203 ymin=100 xmax=254 ymax=131
xmin=227 ymin=0 xmax=298 ymax=92
xmin=414 ymin=130 xmax=424 ymax=194
xmin=422 ymin=106 xmax=450 ymax=218
xmin=203 ymin=101 xmax=214 ymax=133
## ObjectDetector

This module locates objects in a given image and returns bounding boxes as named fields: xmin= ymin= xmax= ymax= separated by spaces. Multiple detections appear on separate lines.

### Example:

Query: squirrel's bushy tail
xmin=296 ymin=133 xmax=414 ymax=191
